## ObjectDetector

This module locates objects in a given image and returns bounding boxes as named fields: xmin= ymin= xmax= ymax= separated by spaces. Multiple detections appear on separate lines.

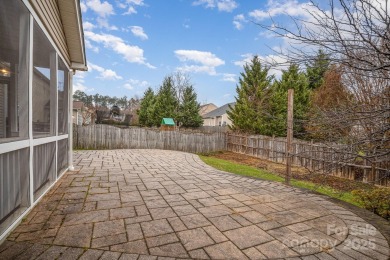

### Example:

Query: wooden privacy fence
xmin=73 ymin=125 xmax=389 ymax=186
xmin=226 ymin=133 xmax=389 ymax=187
xmin=73 ymin=125 xmax=226 ymax=154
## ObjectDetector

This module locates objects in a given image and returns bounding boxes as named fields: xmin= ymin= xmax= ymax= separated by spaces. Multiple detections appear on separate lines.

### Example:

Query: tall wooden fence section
xmin=73 ymin=126 xmax=389 ymax=186
xmin=73 ymin=125 xmax=226 ymax=154
xmin=226 ymin=133 xmax=389 ymax=187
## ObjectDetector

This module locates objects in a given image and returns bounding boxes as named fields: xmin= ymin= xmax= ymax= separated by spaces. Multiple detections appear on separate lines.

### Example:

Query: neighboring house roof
xmin=161 ymin=118 xmax=175 ymax=126
xmin=73 ymin=101 xmax=84 ymax=110
xmin=199 ymin=103 xmax=218 ymax=116
xmin=203 ymin=102 xmax=235 ymax=118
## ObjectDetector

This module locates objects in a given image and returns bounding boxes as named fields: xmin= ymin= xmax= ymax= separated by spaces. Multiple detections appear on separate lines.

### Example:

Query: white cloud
xmin=123 ymin=83 xmax=134 ymax=90
xmin=124 ymin=6 xmax=137 ymax=15
xmin=73 ymin=82 xmax=87 ymax=92
xmin=130 ymin=26 xmax=148 ymax=40
xmin=85 ymin=31 xmax=155 ymax=68
xmin=88 ymin=63 xmax=123 ymax=80
xmin=193 ymin=0 xmax=214 ymax=8
xmin=124 ymin=79 xmax=149 ymax=90
xmin=100 ymin=69 xmax=122 ymax=80
xmin=74 ymin=71 xmax=86 ymax=79
xmin=183 ymin=19 xmax=190 ymax=29
xmin=217 ymin=0 xmax=238 ymax=12
xmin=175 ymin=50 xmax=224 ymax=67
xmin=234 ymin=53 xmax=287 ymax=78
xmin=258 ymin=54 xmax=288 ymax=78
xmin=248 ymin=0 xmax=318 ymax=21
xmin=193 ymin=0 xmax=238 ymax=12
xmin=177 ymin=65 xmax=219 ymax=75
xmin=85 ymin=0 xmax=114 ymax=17
xmin=222 ymin=93 xmax=231 ymax=98
xmin=85 ymin=39 xmax=99 ymax=52
xmin=233 ymin=53 xmax=253 ymax=67
xmin=83 ymin=21 xmax=95 ymax=31
xmin=121 ymin=0 xmax=145 ymax=15
xmin=96 ymin=17 xmax=118 ymax=30
xmin=233 ymin=14 xmax=246 ymax=30
xmin=84 ymin=0 xmax=117 ymax=31
xmin=126 ymin=0 xmax=145 ymax=5
xmin=73 ymin=82 xmax=94 ymax=93
xmin=175 ymin=50 xmax=225 ymax=75
xmin=80 ymin=2 xmax=88 ymax=12
xmin=221 ymin=73 xmax=236 ymax=82
xmin=117 ymin=2 xmax=127 ymax=8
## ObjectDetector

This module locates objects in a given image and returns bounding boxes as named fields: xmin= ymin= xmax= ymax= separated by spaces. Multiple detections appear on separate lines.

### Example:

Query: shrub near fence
xmin=73 ymin=124 xmax=226 ymax=154
xmin=226 ymin=133 xmax=389 ymax=187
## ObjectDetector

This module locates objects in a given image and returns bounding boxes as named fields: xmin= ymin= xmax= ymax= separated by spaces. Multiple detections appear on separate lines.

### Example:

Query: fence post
xmin=286 ymin=88 xmax=294 ymax=185
xmin=309 ymin=139 xmax=313 ymax=170
xmin=271 ymin=135 xmax=275 ymax=162
xmin=226 ymin=132 xmax=229 ymax=151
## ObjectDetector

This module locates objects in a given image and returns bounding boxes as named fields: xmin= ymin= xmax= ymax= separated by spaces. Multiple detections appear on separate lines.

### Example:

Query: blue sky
xmin=75 ymin=0 xmax=319 ymax=106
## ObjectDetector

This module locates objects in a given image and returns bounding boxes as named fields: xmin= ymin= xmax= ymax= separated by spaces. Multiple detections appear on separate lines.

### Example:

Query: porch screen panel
xmin=0 ymin=0 xmax=30 ymax=143
xmin=33 ymin=142 xmax=56 ymax=200
xmin=57 ymin=138 xmax=68 ymax=176
xmin=32 ymin=21 xmax=56 ymax=138
xmin=0 ymin=149 xmax=30 ymax=236
xmin=58 ymin=58 xmax=68 ymax=134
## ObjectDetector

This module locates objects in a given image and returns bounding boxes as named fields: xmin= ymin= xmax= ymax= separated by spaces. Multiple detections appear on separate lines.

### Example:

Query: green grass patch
xmin=200 ymin=156 xmax=284 ymax=182
xmin=199 ymin=155 xmax=361 ymax=207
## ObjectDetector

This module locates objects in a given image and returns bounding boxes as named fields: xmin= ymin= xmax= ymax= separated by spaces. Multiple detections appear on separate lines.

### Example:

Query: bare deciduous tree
xmin=260 ymin=0 xmax=389 ymax=185
xmin=260 ymin=0 xmax=389 ymax=77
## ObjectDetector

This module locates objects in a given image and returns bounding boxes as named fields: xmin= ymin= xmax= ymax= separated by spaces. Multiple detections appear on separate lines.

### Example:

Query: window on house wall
xmin=0 ymin=0 xmax=30 ymax=143
xmin=58 ymin=58 xmax=68 ymax=135
xmin=32 ymin=21 xmax=56 ymax=138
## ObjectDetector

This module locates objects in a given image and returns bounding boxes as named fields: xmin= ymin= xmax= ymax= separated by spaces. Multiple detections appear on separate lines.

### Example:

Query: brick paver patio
xmin=1 ymin=149 xmax=389 ymax=259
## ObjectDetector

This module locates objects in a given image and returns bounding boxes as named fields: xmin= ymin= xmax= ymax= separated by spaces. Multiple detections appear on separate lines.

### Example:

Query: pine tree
xmin=227 ymin=55 xmax=273 ymax=134
xmin=306 ymin=49 xmax=331 ymax=90
xmin=268 ymin=64 xmax=310 ymax=137
xmin=177 ymin=86 xmax=203 ymax=127
xmin=138 ymin=87 xmax=155 ymax=127
xmin=153 ymin=76 xmax=179 ymax=126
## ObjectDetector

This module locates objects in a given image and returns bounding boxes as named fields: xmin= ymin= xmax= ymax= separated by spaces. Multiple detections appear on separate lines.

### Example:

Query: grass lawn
xmin=199 ymin=155 xmax=361 ymax=207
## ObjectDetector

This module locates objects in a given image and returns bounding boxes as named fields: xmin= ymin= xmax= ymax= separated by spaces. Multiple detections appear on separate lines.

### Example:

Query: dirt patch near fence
xmin=207 ymin=151 xmax=375 ymax=192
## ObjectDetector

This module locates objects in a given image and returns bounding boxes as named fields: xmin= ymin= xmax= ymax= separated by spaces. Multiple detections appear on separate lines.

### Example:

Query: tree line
xmin=138 ymin=73 xmax=203 ymax=127
xmin=232 ymin=0 xmax=389 ymax=187
xmin=228 ymin=51 xmax=336 ymax=140
xmin=73 ymin=91 xmax=140 ymax=110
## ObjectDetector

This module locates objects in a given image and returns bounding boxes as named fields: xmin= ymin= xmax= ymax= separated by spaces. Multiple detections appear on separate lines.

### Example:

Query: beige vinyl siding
xmin=29 ymin=0 xmax=70 ymax=65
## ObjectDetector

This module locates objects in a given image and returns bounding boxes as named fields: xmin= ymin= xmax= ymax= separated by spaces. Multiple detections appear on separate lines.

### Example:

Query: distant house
xmin=72 ymin=101 xmax=95 ymax=126
xmin=199 ymin=103 xmax=218 ymax=116
xmin=73 ymin=101 xmax=84 ymax=125
xmin=203 ymin=102 xmax=235 ymax=127
xmin=122 ymin=108 xmax=139 ymax=125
